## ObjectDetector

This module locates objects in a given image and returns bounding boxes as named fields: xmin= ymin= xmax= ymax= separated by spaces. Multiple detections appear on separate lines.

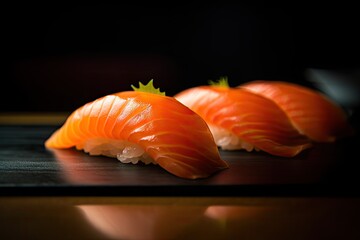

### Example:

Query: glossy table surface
xmin=1 ymin=125 xmax=359 ymax=196
xmin=1 ymin=196 xmax=360 ymax=240
xmin=1 ymin=115 xmax=359 ymax=239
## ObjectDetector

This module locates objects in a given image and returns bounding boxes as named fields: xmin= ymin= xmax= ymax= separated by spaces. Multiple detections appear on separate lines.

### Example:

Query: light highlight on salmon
xmin=174 ymin=86 xmax=312 ymax=157
xmin=240 ymin=80 xmax=353 ymax=142
xmin=45 ymin=91 xmax=228 ymax=179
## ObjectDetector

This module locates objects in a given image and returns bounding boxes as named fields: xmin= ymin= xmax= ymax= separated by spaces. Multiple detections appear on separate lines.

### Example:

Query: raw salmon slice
xmin=240 ymin=80 xmax=353 ymax=142
xmin=45 ymin=91 xmax=228 ymax=179
xmin=174 ymin=86 xmax=312 ymax=157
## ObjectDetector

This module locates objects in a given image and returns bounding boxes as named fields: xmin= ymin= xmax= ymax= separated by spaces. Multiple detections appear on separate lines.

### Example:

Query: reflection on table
xmin=1 ymin=197 xmax=359 ymax=240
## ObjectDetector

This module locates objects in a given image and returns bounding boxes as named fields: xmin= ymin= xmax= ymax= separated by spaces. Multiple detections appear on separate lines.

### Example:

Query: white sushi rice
xmin=208 ymin=124 xmax=260 ymax=152
xmin=76 ymin=138 xmax=156 ymax=165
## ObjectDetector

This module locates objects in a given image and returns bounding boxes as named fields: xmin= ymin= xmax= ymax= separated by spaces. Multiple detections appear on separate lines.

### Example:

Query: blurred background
xmin=1 ymin=3 xmax=359 ymax=116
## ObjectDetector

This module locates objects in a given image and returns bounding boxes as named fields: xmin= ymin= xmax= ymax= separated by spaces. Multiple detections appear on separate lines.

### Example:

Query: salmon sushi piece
xmin=240 ymin=80 xmax=354 ymax=142
xmin=45 ymin=81 xmax=228 ymax=179
xmin=174 ymin=84 xmax=312 ymax=157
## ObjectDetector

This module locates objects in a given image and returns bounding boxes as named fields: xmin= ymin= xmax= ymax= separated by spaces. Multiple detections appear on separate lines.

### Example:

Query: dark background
xmin=1 ymin=3 xmax=359 ymax=112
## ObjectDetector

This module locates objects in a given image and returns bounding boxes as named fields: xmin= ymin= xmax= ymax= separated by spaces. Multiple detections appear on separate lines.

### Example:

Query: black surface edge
xmin=0 ymin=184 xmax=359 ymax=197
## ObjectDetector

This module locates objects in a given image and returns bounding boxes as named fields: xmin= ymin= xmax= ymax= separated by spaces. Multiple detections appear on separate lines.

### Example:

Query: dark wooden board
xmin=1 ymin=125 xmax=359 ymax=196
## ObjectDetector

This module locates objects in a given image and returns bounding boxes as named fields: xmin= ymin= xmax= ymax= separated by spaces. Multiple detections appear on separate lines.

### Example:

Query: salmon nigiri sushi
xmin=240 ymin=80 xmax=354 ymax=142
xmin=45 ymin=80 xmax=228 ymax=179
xmin=174 ymin=78 xmax=312 ymax=157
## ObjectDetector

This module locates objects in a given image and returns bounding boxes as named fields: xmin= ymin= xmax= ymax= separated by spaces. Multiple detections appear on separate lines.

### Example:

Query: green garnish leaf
xmin=131 ymin=79 xmax=166 ymax=96
xmin=208 ymin=76 xmax=230 ymax=88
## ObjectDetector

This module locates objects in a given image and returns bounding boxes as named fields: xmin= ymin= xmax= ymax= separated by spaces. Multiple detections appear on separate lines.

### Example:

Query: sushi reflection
xmin=48 ymin=141 xmax=340 ymax=186
xmin=77 ymin=205 xmax=209 ymax=240
xmin=48 ymin=148 xmax=123 ymax=184
xmin=1 ymin=197 xmax=359 ymax=240
xmin=204 ymin=205 xmax=269 ymax=220
xmin=76 ymin=204 xmax=267 ymax=240
xmin=77 ymin=201 xmax=360 ymax=240
xmin=48 ymin=148 xmax=169 ymax=185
